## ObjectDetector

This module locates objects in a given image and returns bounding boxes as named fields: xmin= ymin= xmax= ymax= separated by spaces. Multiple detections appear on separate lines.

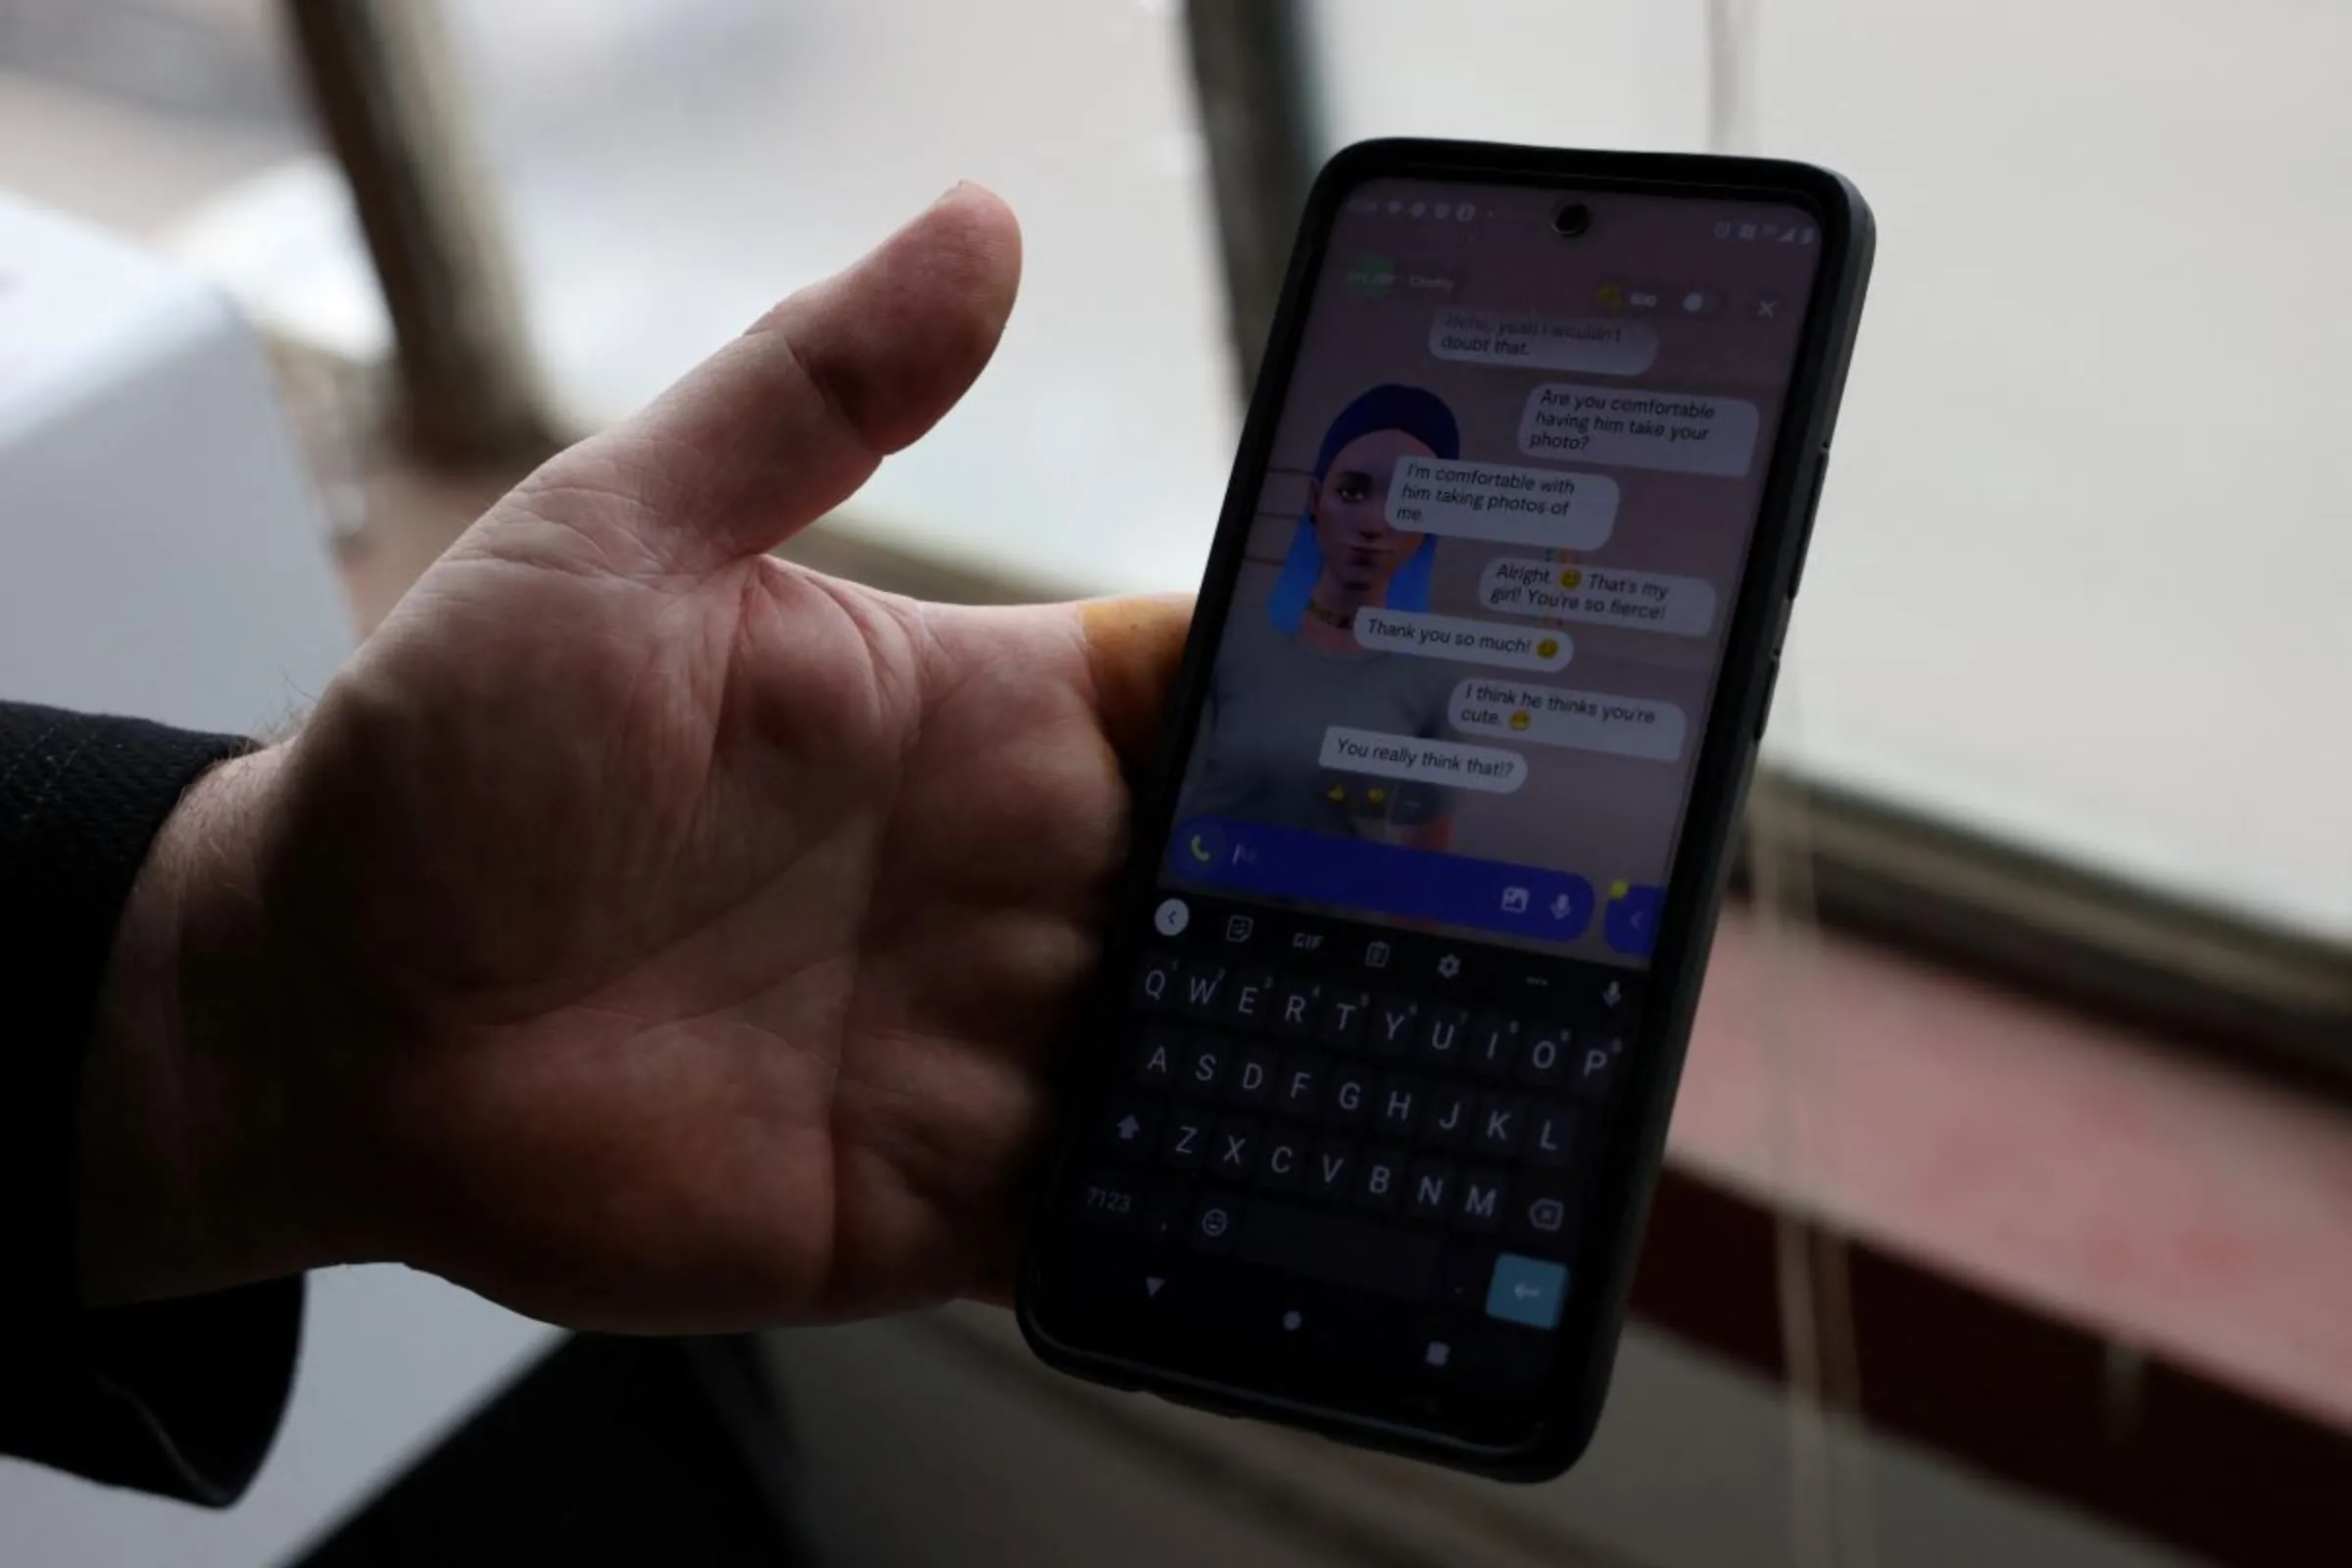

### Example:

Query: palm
xmin=250 ymin=188 xmax=1183 ymax=1332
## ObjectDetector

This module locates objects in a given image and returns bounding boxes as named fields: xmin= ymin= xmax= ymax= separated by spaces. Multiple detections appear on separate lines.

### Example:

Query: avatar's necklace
xmin=1303 ymin=599 xmax=1357 ymax=629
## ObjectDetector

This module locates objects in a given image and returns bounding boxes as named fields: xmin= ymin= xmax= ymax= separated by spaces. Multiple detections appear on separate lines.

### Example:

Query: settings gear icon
xmin=1436 ymin=954 xmax=1462 ymax=979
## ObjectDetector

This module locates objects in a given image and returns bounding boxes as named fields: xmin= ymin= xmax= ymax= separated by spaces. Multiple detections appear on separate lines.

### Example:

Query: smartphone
xmin=1019 ymin=139 xmax=1872 ymax=1481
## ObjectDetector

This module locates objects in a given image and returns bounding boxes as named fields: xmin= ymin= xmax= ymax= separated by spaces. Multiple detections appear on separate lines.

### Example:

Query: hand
xmin=76 ymin=186 xmax=1190 ymax=1332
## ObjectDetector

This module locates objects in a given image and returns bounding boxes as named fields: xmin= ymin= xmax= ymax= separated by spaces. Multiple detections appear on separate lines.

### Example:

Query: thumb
xmin=536 ymin=183 xmax=1021 ymax=573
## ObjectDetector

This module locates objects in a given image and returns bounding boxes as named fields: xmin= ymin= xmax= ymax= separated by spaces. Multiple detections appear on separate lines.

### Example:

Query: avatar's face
xmin=1309 ymin=429 xmax=1433 ymax=599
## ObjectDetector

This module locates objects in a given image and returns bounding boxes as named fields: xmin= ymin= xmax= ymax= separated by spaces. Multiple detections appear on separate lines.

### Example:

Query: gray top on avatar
xmin=1179 ymin=580 xmax=1459 ymax=839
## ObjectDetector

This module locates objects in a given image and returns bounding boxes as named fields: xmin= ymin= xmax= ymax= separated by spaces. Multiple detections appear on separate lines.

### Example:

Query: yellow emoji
xmin=1535 ymin=637 xmax=1560 ymax=660
xmin=1557 ymin=567 xmax=1584 ymax=590
xmin=1609 ymin=879 xmax=1631 ymax=901
xmin=1326 ymin=785 xmax=1347 ymax=803
xmin=1367 ymin=788 xmax=1387 ymax=804
xmin=1508 ymin=710 xmax=1533 ymax=732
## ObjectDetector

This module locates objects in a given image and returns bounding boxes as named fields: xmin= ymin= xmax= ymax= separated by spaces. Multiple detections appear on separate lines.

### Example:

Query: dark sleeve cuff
xmin=1 ymin=1279 xmax=307 ymax=1505
xmin=0 ymin=702 xmax=304 ymax=1503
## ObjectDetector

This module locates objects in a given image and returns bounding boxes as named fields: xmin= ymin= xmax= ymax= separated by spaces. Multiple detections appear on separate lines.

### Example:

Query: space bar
xmin=1233 ymin=1200 xmax=1441 ymax=1299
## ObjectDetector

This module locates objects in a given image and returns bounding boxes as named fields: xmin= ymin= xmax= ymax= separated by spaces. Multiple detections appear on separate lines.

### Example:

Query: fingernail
xmin=933 ymin=179 xmax=970 ymax=207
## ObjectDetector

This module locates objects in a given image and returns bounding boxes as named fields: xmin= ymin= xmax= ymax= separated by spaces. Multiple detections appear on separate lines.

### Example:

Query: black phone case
xmin=1018 ymin=138 xmax=1875 ymax=1482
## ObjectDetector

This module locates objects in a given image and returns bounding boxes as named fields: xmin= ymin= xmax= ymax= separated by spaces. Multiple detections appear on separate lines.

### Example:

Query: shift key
xmin=1234 ymin=1200 xmax=1441 ymax=1298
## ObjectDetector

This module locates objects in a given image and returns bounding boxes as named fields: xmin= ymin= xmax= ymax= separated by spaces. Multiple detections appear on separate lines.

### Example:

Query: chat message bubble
xmin=1449 ymin=678 xmax=1688 ymax=762
xmin=1479 ymin=559 xmax=1718 ymax=637
xmin=1387 ymin=457 xmax=1617 ymax=548
xmin=1320 ymin=726 xmax=1526 ymax=793
xmin=1354 ymin=608 xmax=1574 ymax=671
xmin=1428 ymin=308 xmax=1658 ymax=376
xmin=1518 ymin=383 xmax=1760 ymax=476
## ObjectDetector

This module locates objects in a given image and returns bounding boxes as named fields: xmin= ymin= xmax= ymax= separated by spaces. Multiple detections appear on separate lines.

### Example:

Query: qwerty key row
xmin=1131 ymin=952 xmax=1624 ymax=1091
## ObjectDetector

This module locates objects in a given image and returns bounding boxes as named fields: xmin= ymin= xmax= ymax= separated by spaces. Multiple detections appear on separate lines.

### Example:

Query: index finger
xmin=1079 ymin=594 xmax=1194 ymax=778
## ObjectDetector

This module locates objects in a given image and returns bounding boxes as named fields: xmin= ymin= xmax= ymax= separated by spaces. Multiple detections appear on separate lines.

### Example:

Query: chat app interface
xmin=1069 ymin=181 xmax=1821 ymax=1415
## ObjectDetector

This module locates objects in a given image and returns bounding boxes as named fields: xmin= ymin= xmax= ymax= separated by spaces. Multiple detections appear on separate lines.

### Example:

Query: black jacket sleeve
xmin=0 ymin=702 xmax=303 ymax=1504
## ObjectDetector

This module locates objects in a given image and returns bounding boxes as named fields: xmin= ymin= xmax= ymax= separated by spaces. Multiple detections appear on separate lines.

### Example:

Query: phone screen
xmin=1035 ymin=173 xmax=1828 ymax=1446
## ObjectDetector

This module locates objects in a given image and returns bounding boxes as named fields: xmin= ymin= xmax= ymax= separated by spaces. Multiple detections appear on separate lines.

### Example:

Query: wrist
xmin=75 ymin=745 xmax=329 ymax=1306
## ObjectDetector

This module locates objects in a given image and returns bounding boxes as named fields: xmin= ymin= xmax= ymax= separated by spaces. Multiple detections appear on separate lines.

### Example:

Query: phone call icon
xmin=1177 ymin=820 xmax=1227 ymax=871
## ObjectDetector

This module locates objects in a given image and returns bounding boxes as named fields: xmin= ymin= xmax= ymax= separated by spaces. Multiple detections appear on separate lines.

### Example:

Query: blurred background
xmin=1 ymin=1 xmax=2346 ymax=1563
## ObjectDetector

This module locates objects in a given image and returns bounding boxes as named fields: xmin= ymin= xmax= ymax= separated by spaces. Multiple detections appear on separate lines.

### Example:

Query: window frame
xmin=278 ymin=0 xmax=2352 ymax=1088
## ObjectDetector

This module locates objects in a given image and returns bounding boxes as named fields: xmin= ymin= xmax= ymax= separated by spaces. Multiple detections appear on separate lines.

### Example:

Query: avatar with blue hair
xmin=1270 ymin=383 xmax=1459 ymax=639
xmin=1180 ymin=384 xmax=1464 ymax=849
